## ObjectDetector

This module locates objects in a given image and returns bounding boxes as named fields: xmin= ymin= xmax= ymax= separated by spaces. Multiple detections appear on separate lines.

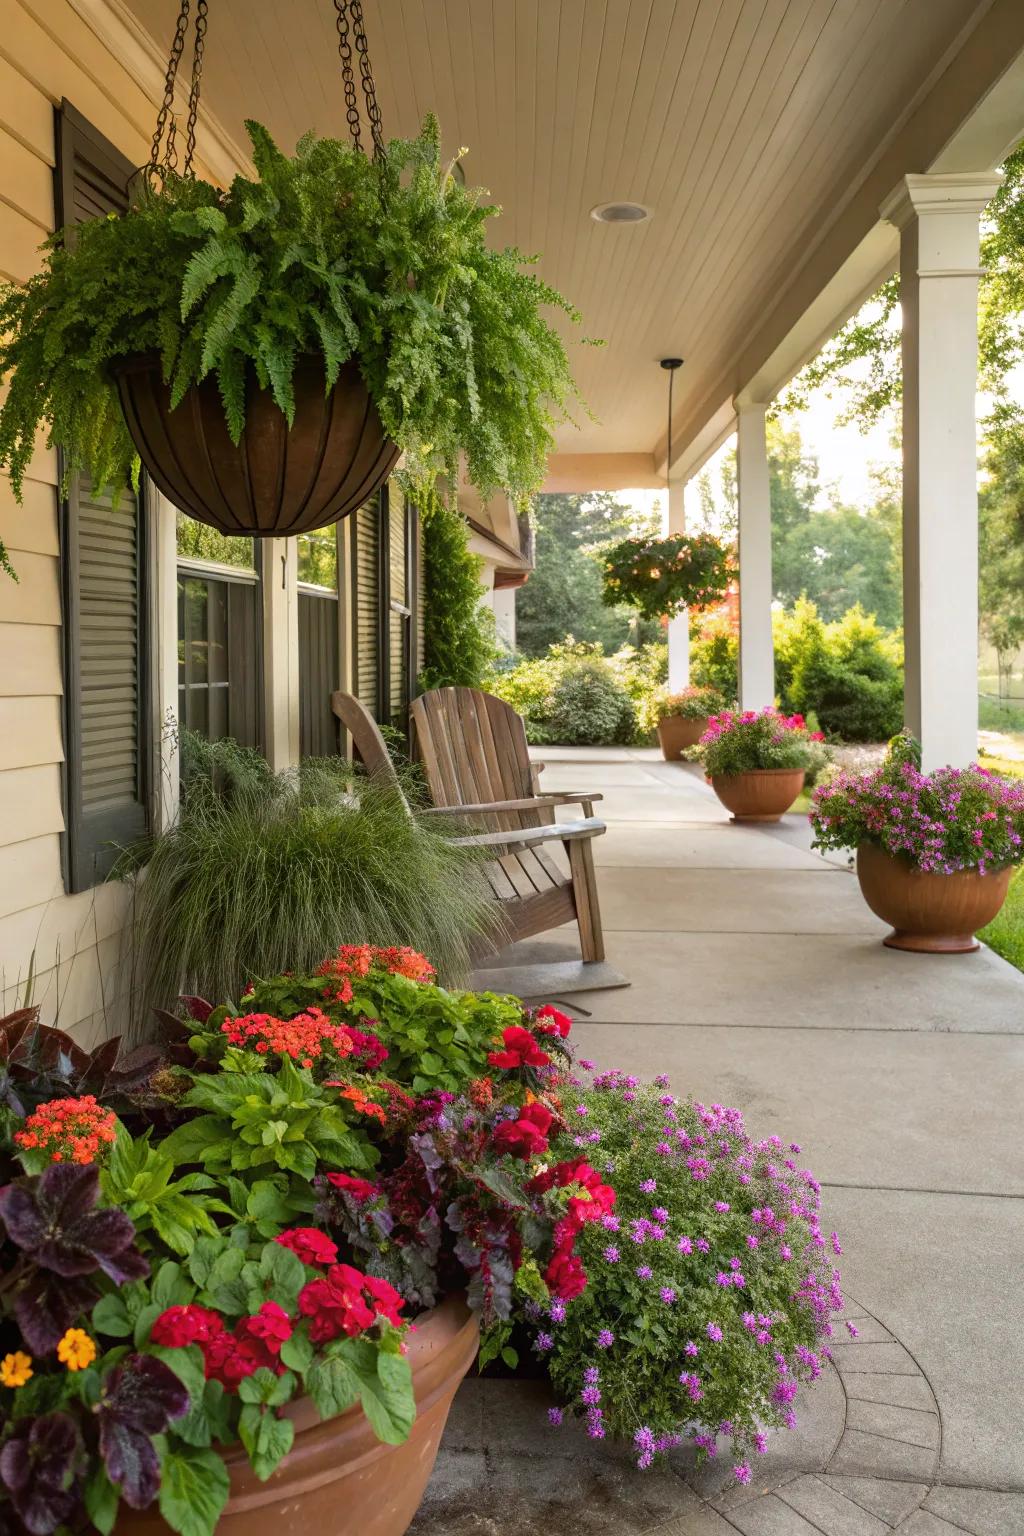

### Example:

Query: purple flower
xmin=678 ymin=1236 xmax=693 ymax=1255
xmin=601 ymin=1213 xmax=620 ymax=1231
xmin=596 ymin=1329 xmax=615 ymax=1349
xmin=584 ymin=1367 xmax=600 ymax=1385
xmin=639 ymin=1178 xmax=657 ymax=1194
xmin=549 ymin=1300 xmax=567 ymax=1323
xmin=581 ymin=1385 xmax=601 ymax=1406
xmin=734 ymin=1462 xmax=752 ymax=1485
xmin=846 ymin=1321 xmax=859 ymax=1338
xmin=535 ymin=1332 xmax=554 ymax=1352
xmin=660 ymin=1287 xmax=676 ymax=1305
xmin=636 ymin=1264 xmax=653 ymax=1280
xmin=603 ymin=1245 xmax=620 ymax=1263
xmin=706 ymin=1323 xmax=723 ymax=1342
xmin=684 ymin=1341 xmax=699 ymax=1357
xmin=574 ymin=1104 xmax=589 ymax=1117
xmin=651 ymin=1206 xmax=669 ymax=1223
xmin=547 ymin=1407 xmax=563 ymax=1426
xmin=715 ymin=1201 xmax=730 ymax=1213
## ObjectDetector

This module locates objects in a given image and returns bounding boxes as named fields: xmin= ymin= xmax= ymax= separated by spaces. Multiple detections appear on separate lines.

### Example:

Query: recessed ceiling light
xmin=590 ymin=201 xmax=652 ymax=224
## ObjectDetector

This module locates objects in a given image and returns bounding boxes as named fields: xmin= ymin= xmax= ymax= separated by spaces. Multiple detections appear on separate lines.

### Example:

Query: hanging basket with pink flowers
xmin=601 ymin=532 xmax=732 ymax=621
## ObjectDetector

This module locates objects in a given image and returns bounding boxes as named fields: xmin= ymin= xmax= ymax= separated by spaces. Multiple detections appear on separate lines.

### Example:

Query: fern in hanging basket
xmin=0 ymin=115 xmax=586 ymax=556
xmin=601 ymin=531 xmax=732 ymax=620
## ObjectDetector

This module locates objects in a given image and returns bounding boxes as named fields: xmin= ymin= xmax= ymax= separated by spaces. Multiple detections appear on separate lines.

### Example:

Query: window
xmin=176 ymin=514 xmax=262 ymax=748
xmin=298 ymin=527 xmax=341 ymax=757
xmin=55 ymin=104 xmax=150 ymax=891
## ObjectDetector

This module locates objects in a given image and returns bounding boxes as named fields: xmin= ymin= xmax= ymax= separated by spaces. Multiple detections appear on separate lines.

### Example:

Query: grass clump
xmin=118 ymin=734 xmax=497 ymax=1031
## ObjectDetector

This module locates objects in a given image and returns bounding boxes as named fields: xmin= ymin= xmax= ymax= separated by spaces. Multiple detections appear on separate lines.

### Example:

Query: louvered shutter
xmin=56 ymin=104 xmax=151 ymax=891
xmin=352 ymin=494 xmax=381 ymax=716
xmin=388 ymin=490 xmax=408 ymax=722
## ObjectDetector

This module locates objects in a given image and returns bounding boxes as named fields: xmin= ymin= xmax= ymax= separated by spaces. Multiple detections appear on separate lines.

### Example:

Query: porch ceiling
xmin=120 ymin=0 xmax=1024 ymax=477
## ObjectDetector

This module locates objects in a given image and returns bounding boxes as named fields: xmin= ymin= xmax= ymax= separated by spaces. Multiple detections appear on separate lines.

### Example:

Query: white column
xmin=263 ymin=537 xmax=300 ymax=772
xmin=665 ymin=478 xmax=689 ymax=691
xmin=881 ymin=174 xmax=1000 ymax=771
xmin=150 ymin=490 xmax=180 ymax=830
xmin=736 ymin=402 xmax=774 ymax=709
xmin=491 ymin=586 xmax=517 ymax=650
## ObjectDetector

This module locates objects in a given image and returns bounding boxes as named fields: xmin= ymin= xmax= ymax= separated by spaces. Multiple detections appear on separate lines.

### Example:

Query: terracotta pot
xmin=709 ymin=767 xmax=805 ymax=823
xmin=657 ymin=715 xmax=709 ymax=760
xmin=856 ymin=841 xmax=1012 ymax=953
xmin=115 ymin=1296 xmax=478 ymax=1536
xmin=112 ymin=351 xmax=401 ymax=537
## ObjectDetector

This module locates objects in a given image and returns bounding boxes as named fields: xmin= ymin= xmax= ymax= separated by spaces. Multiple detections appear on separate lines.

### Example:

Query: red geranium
xmin=534 ymin=1005 xmax=572 ymax=1038
xmin=487 ymin=1025 xmax=551 ymax=1071
xmin=325 ymin=1171 xmax=379 ymax=1203
xmin=492 ymin=1103 xmax=553 ymax=1159
xmin=297 ymin=1262 xmax=404 ymax=1344
xmin=544 ymin=1244 xmax=587 ymax=1300
xmin=275 ymin=1227 xmax=339 ymax=1266
xmin=235 ymin=1300 xmax=293 ymax=1358
xmin=150 ymin=1304 xmax=223 ymax=1349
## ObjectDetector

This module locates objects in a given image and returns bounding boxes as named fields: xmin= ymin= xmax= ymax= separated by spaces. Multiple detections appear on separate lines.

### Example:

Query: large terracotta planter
xmin=710 ymin=767 xmax=805 ymax=823
xmin=657 ymin=715 xmax=709 ymax=760
xmin=856 ymin=841 xmax=1012 ymax=953
xmin=115 ymin=1296 xmax=478 ymax=1536
xmin=112 ymin=351 xmax=401 ymax=537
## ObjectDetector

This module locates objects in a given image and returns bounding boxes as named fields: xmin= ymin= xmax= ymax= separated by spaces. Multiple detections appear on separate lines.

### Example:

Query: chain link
xmin=350 ymin=0 xmax=384 ymax=159
xmin=183 ymin=0 xmax=209 ymax=177
xmin=148 ymin=0 xmax=191 ymax=177
xmin=334 ymin=0 xmax=363 ymax=153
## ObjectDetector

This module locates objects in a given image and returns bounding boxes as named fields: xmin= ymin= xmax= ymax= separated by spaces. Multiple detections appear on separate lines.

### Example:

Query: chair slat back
xmin=410 ymin=688 xmax=542 ymax=830
xmin=330 ymin=691 xmax=409 ymax=807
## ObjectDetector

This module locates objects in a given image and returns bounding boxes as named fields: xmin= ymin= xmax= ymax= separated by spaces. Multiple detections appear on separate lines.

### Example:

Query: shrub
xmin=810 ymin=731 xmax=1024 ymax=872
xmin=546 ymin=660 xmax=636 ymax=746
xmin=692 ymin=708 xmax=829 ymax=778
xmin=690 ymin=615 xmax=739 ymax=698
xmin=116 ymin=733 xmax=497 ymax=1028
xmin=417 ymin=489 xmax=498 ymax=690
xmin=530 ymin=1070 xmax=844 ymax=1480
xmin=781 ymin=602 xmax=903 ymax=742
xmin=609 ymin=641 xmax=668 ymax=736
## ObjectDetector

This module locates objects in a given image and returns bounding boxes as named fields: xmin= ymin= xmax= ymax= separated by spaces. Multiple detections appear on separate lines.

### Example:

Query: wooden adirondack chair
xmin=330 ymin=689 xmax=607 ymax=963
xmin=409 ymin=686 xmax=608 ymax=963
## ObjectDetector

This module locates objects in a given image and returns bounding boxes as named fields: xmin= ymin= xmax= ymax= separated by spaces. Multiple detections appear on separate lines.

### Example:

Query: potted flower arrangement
xmin=810 ymin=732 xmax=1024 ymax=951
xmin=0 ymin=109 xmax=582 ymax=554
xmin=0 ymin=949 xmax=592 ymax=1536
xmin=654 ymin=685 xmax=730 ymax=761
xmin=601 ymin=533 xmax=732 ymax=622
xmin=691 ymin=708 xmax=829 ymax=822
xmin=529 ymin=1069 xmax=845 ymax=1482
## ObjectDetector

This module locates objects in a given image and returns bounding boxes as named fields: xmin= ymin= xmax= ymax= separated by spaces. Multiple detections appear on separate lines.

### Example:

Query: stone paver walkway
xmin=413 ymin=748 xmax=1024 ymax=1535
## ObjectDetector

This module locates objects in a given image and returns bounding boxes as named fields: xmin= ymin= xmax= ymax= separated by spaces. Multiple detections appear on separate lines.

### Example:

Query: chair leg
xmin=568 ymin=837 xmax=605 ymax=963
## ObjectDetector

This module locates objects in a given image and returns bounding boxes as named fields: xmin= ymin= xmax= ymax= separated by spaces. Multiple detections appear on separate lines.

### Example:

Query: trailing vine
xmin=0 ymin=116 xmax=587 ymax=574
xmin=601 ymin=532 xmax=732 ymax=620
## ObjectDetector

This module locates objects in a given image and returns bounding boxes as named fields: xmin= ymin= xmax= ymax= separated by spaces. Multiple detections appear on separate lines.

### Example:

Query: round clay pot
xmin=709 ymin=767 xmax=806 ymax=823
xmin=112 ymin=351 xmax=401 ymax=537
xmin=115 ymin=1296 xmax=478 ymax=1536
xmin=856 ymin=841 xmax=1012 ymax=953
xmin=657 ymin=715 xmax=709 ymax=760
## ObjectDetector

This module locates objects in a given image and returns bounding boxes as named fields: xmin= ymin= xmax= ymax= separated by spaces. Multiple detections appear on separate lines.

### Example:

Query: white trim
xmin=176 ymin=556 xmax=259 ymax=584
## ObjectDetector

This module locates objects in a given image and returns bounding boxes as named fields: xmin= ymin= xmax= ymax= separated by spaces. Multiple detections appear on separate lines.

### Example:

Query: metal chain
xmin=149 ymin=0 xmax=191 ymax=176
xmin=334 ymin=0 xmax=363 ymax=153
xmin=350 ymin=0 xmax=384 ymax=159
xmin=183 ymin=0 xmax=209 ymax=177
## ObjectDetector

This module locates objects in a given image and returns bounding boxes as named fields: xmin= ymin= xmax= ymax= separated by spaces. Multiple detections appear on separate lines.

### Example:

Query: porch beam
xmin=881 ymin=172 xmax=1001 ymax=771
xmin=736 ymin=404 xmax=774 ymax=711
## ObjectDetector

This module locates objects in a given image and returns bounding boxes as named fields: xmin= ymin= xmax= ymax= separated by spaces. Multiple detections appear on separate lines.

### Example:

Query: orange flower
xmin=14 ymin=1095 xmax=116 ymax=1167
xmin=0 ymin=1351 xmax=32 ymax=1388
xmin=56 ymin=1328 xmax=96 ymax=1372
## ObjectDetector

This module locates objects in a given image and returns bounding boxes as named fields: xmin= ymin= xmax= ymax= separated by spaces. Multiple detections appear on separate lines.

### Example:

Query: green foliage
xmin=487 ymin=640 xmax=636 ymax=745
xmin=692 ymin=708 xmax=829 ymax=777
xmin=515 ymin=491 xmax=660 ymax=657
xmin=416 ymin=486 xmax=497 ymax=689
xmin=980 ymin=866 xmax=1024 ymax=971
xmin=778 ymin=600 xmax=903 ymax=743
xmin=601 ymin=531 xmax=732 ymax=620
xmin=612 ymin=641 xmax=668 ymax=735
xmin=99 ymin=1128 xmax=234 ymax=1256
xmin=0 ymin=117 xmax=588 ymax=574
xmin=689 ymin=616 xmax=739 ymax=699
xmin=116 ymin=732 xmax=496 ymax=1031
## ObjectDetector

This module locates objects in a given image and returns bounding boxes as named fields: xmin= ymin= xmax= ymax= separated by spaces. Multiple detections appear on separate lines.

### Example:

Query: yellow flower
xmin=0 ymin=1351 xmax=33 ymax=1388
xmin=56 ymin=1328 xmax=96 ymax=1372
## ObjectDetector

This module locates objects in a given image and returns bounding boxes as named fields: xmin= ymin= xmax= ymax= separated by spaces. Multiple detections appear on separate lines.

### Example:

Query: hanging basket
xmin=112 ymin=352 xmax=400 ymax=536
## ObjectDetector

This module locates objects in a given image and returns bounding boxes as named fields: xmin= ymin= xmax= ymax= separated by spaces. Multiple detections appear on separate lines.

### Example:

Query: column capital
xmin=880 ymin=171 xmax=1003 ymax=231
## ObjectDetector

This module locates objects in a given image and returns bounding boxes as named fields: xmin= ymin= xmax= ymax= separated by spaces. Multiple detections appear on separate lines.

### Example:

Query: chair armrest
xmin=449 ymin=818 xmax=606 ymax=851
xmin=421 ymin=792 xmax=602 ymax=817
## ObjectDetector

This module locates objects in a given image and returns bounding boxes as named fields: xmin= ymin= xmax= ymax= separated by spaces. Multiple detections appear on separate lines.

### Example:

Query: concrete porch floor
xmin=413 ymin=747 xmax=1024 ymax=1536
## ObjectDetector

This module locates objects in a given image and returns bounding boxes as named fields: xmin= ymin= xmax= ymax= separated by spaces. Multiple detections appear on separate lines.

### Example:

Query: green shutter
xmin=352 ymin=494 xmax=380 ymax=716
xmin=56 ymin=103 xmax=151 ymax=891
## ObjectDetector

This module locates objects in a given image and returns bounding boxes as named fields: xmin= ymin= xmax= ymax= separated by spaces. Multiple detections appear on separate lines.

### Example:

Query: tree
xmin=980 ymin=435 xmax=1024 ymax=693
xmin=515 ymin=491 xmax=660 ymax=657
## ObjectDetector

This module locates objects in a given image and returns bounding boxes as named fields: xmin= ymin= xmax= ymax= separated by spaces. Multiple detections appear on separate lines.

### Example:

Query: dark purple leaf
xmin=13 ymin=1273 xmax=98 ymax=1356
xmin=179 ymin=995 xmax=214 ymax=1024
xmin=0 ymin=1413 xmax=84 ymax=1535
xmin=98 ymin=1354 xmax=189 ymax=1509
xmin=0 ymin=1164 xmax=147 ymax=1284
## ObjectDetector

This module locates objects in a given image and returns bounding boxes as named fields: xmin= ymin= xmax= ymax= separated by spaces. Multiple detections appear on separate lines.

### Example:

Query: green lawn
xmin=980 ymin=866 xmax=1024 ymax=969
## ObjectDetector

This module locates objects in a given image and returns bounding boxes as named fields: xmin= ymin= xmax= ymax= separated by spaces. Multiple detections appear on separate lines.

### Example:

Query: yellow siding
xmin=0 ymin=1 xmax=229 ymax=1035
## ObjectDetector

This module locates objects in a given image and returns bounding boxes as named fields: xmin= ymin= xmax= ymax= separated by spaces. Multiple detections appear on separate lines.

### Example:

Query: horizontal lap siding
xmin=0 ymin=1 xmax=225 ymax=1033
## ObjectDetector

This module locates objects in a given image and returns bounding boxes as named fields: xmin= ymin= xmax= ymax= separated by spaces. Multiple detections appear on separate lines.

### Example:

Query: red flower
xmin=235 ymin=1300 xmax=293 ymax=1357
xmin=150 ymin=1304 xmax=223 ymax=1349
xmin=275 ymin=1227 xmax=339 ymax=1266
xmin=534 ymin=1005 xmax=572 ymax=1038
xmin=492 ymin=1103 xmax=554 ymax=1159
xmin=487 ymin=1026 xmax=551 ymax=1071
xmin=298 ymin=1271 xmax=374 ymax=1344
xmin=202 ymin=1331 xmax=262 ymax=1391
xmin=528 ymin=1158 xmax=615 ymax=1231
xmin=325 ymin=1171 xmax=379 ymax=1203
xmin=544 ymin=1245 xmax=587 ymax=1300
xmin=363 ymin=1274 xmax=405 ymax=1327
